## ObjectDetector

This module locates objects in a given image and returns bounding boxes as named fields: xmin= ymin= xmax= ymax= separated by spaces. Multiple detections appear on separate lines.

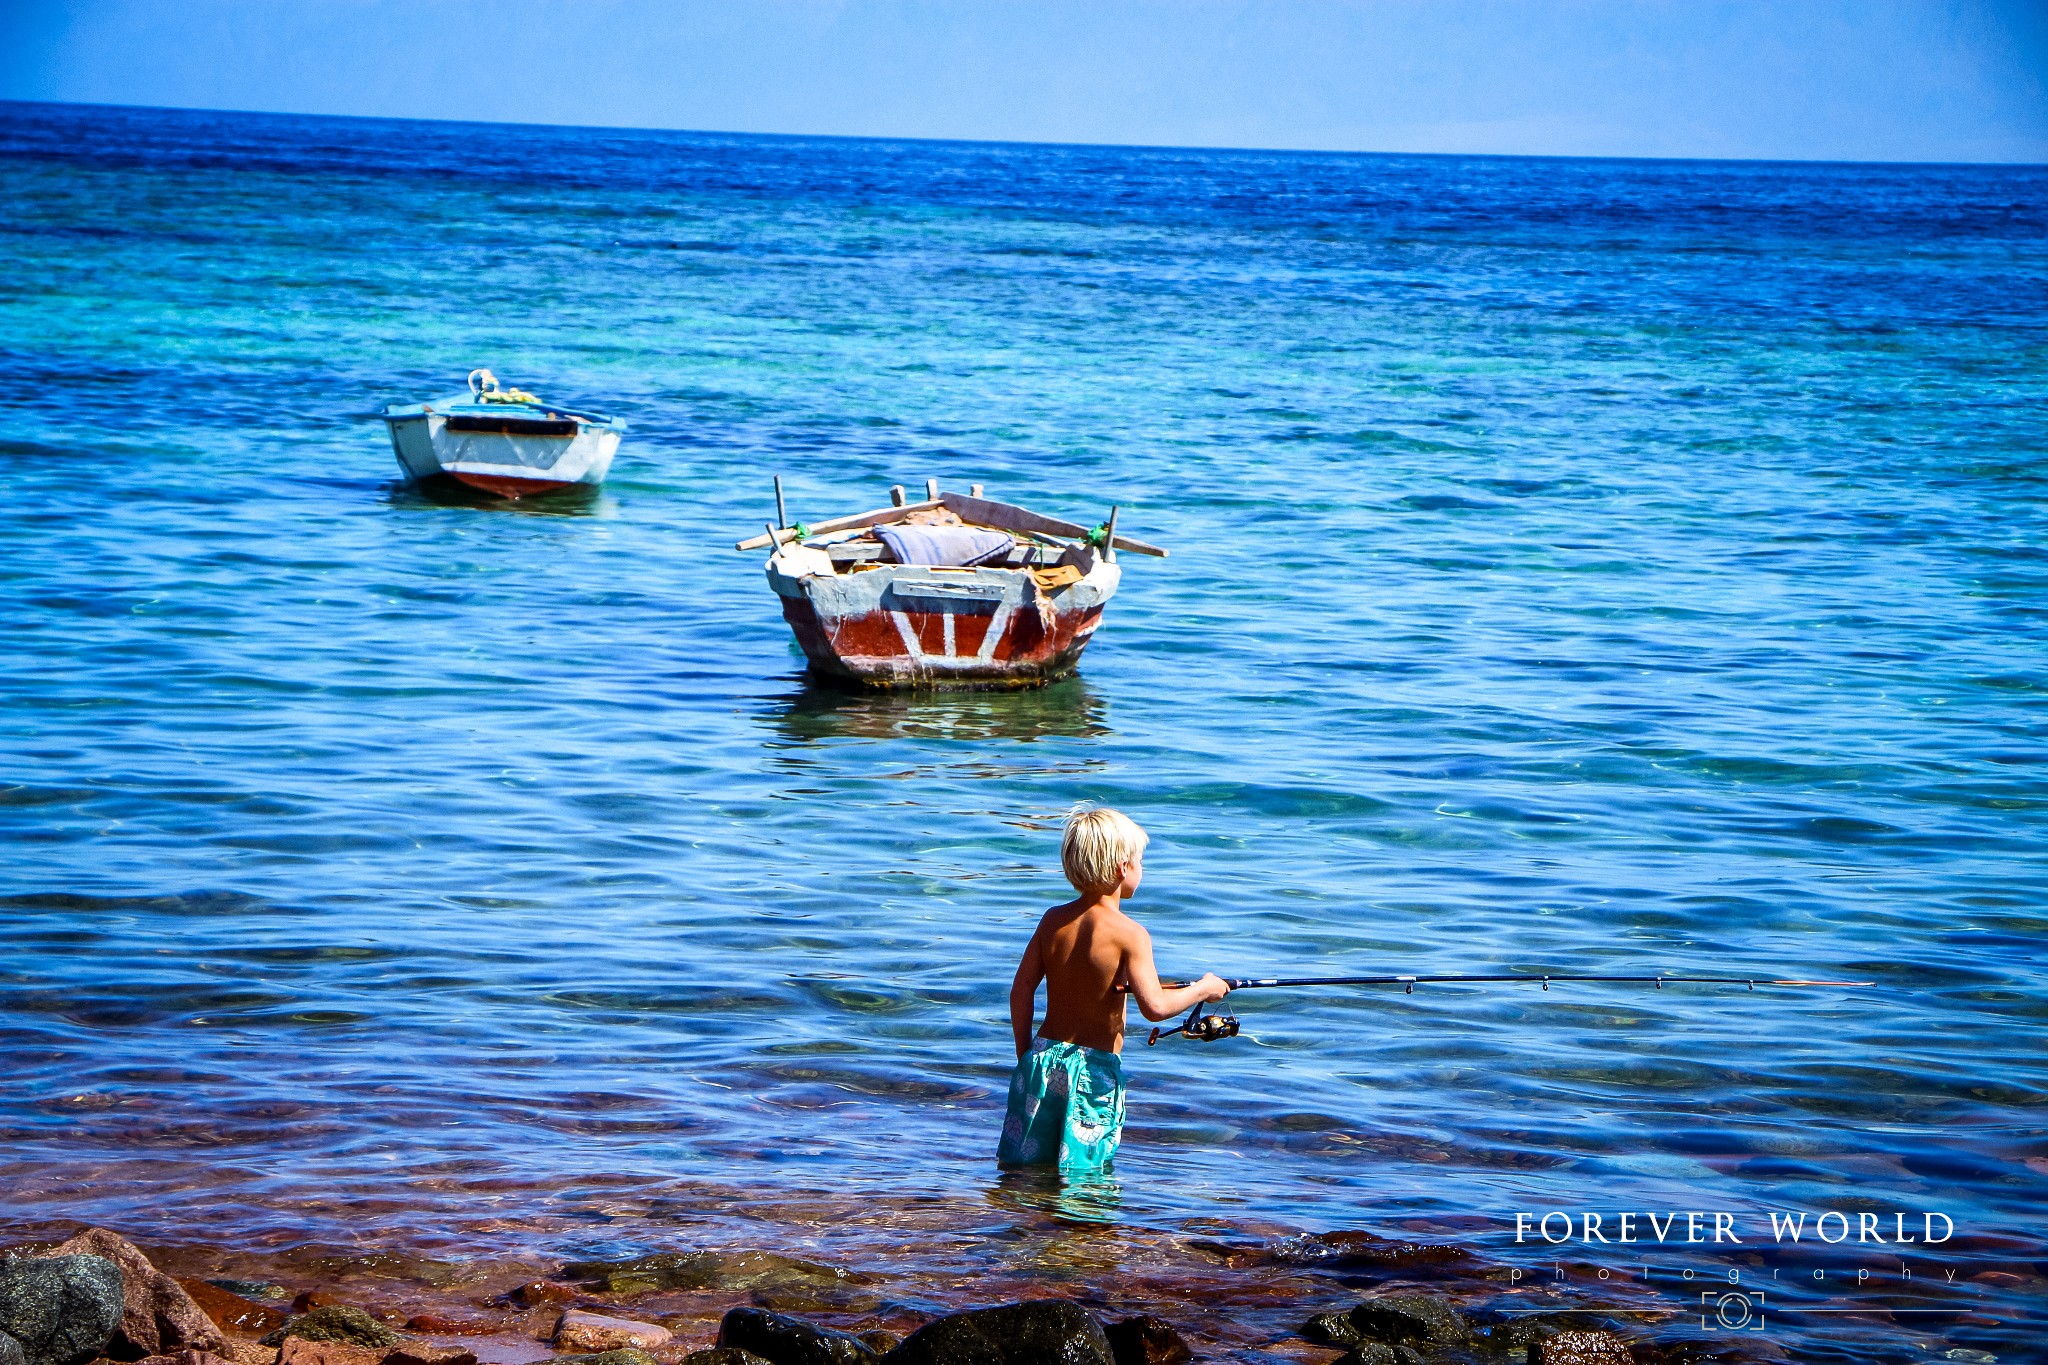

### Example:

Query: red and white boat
xmin=381 ymin=369 xmax=626 ymax=498
xmin=736 ymin=482 xmax=1166 ymax=688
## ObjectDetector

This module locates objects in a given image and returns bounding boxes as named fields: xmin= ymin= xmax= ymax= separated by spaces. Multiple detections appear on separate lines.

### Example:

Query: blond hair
xmin=1061 ymin=806 xmax=1149 ymax=894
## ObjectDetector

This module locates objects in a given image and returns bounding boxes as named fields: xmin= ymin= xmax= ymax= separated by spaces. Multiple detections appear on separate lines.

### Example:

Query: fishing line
xmin=1146 ymin=972 xmax=1878 ymax=1045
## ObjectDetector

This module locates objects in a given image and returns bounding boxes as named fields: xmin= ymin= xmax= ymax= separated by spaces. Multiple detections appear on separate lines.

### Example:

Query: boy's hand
xmin=1195 ymin=972 xmax=1230 ymax=1002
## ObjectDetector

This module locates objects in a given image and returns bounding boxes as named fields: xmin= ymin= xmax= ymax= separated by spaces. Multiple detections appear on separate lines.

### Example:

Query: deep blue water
xmin=1 ymin=102 xmax=2045 ymax=1361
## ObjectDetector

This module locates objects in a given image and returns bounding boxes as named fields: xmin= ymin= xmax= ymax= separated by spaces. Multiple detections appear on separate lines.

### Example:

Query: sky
xmin=3 ymin=0 xmax=2046 ymax=163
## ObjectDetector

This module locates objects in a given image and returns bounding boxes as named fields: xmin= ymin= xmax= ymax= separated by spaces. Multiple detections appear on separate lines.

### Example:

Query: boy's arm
xmin=1122 ymin=922 xmax=1229 ymax=1023
xmin=1010 ymin=928 xmax=1046 ymax=1059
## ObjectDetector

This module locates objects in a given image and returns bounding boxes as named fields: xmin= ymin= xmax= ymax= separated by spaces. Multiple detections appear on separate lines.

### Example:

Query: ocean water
xmin=1 ymin=102 xmax=2045 ymax=1361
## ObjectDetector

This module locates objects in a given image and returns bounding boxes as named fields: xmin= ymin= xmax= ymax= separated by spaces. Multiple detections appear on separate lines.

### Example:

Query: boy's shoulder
xmin=1035 ymin=898 xmax=1146 ymax=940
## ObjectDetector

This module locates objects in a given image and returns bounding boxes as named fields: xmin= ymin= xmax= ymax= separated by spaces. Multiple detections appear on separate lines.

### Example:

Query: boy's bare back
xmin=1018 ymin=899 xmax=1153 ymax=1053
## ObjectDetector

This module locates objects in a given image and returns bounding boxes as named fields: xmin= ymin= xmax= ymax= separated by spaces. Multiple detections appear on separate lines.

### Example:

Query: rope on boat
xmin=467 ymin=367 xmax=542 ymax=406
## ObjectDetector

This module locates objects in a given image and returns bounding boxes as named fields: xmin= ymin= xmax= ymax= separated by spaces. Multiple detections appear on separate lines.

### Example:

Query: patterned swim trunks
xmin=996 ymin=1035 xmax=1124 ymax=1172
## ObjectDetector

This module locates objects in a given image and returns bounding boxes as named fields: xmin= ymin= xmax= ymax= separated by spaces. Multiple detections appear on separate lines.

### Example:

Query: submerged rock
xmin=133 ymin=1352 xmax=237 ymax=1365
xmin=1527 ymin=1330 xmax=1634 ymax=1365
xmin=259 ymin=1308 xmax=400 ymax=1352
xmin=716 ymin=1309 xmax=873 ymax=1365
xmin=879 ymin=1301 xmax=1111 ymax=1365
xmin=0 ymin=1255 xmax=126 ymax=1365
xmin=203 ymin=1286 xmax=286 ymax=1305
xmin=1270 ymin=1232 xmax=1472 ymax=1273
xmin=564 ymin=1253 xmax=857 ymax=1298
xmin=398 ymin=1317 xmax=495 ymax=1339
xmin=509 ymin=1285 xmax=574 ymax=1312
xmin=275 ymin=1339 xmax=382 ymax=1365
xmin=547 ymin=1352 xmax=657 ymax=1365
xmin=553 ymin=1313 xmax=670 ymax=1354
xmin=40 ymin=1230 xmax=226 ymax=1360
xmin=1347 ymin=1296 xmax=1468 ymax=1346
xmin=1102 ymin=1316 xmax=1189 ymax=1365
xmin=175 ymin=1283 xmax=285 ymax=1337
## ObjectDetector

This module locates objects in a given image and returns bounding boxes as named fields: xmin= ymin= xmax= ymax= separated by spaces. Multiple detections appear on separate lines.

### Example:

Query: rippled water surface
xmin=2 ymin=103 xmax=2045 ymax=1361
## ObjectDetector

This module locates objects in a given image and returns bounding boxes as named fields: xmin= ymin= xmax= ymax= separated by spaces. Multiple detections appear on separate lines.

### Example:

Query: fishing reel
xmin=1146 ymin=997 xmax=1240 ymax=1046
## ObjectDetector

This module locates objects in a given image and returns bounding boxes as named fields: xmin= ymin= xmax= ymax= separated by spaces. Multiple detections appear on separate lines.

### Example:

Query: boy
xmin=997 ymin=806 xmax=1230 ymax=1171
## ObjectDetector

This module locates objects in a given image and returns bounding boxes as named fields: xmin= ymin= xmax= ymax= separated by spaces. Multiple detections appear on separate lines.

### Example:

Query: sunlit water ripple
xmin=1 ymin=102 xmax=2044 ymax=1362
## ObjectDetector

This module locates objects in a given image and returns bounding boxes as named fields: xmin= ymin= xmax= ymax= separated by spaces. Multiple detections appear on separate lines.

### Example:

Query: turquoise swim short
xmin=996 ymin=1035 xmax=1124 ymax=1171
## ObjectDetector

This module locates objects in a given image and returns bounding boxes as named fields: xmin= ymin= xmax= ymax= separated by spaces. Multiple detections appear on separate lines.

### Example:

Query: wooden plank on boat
xmin=937 ymin=492 xmax=1168 ymax=558
xmin=735 ymin=499 xmax=943 ymax=550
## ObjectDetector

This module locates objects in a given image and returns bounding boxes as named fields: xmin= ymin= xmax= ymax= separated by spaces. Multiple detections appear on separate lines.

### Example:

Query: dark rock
xmin=853 ymin=1336 xmax=899 ymax=1357
xmin=1472 ymin=1313 xmax=1604 ymax=1354
xmin=717 ymin=1309 xmax=873 ymax=1365
xmin=174 ymin=1284 xmax=284 ymax=1337
xmin=0 ymin=1255 xmax=126 ymax=1365
xmin=546 ymin=1353 xmax=657 ymax=1365
xmin=1102 ymin=1317 xmax=1188 ymax=1365
xmin=0 ymin=1330 xmax=22 ymax=1365
xmin=1527 ymin=1331 xmax=1633 ymax=1365
xmin=203 ymin=1286 xmax=285 ymax=1305
xmin=878 ymin=1301 xmax=1111 ymax=1365
xmin=1333 ymin=1348 xmax=1420 ymax=1365
xmin=681 ymin=1352 xmax=771 ymax=1365
xmin=1347 ymin=1296 xmax=1469 ymax=1346
xmin=258 ymin=1308 xmax=400 ymax=1351
xmin=41 ymin=1230 xmax=226 ymax=1360
xmin=1299 ymin=1313 xmax=1362 ymax=1347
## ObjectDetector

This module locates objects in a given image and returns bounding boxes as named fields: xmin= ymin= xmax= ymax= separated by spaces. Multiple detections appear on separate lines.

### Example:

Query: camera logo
xmin=1701 ymin=1290 xmax=1765 ymax=1332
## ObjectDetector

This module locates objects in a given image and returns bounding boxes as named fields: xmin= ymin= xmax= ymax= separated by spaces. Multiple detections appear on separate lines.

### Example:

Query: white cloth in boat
xmin=876 ymin=525 xmax=1014 ymax=566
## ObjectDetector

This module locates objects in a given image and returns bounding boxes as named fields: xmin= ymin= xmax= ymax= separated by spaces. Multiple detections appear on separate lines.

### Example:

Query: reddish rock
xmin=220 ymin=1344 xmax=278 ymax=1365
xmin=175 ymin=1283 xmax=286 ymax=1336
xmin=400 ymin=1317 xmax=496 ymax=1339
xmin=382 ymin=1346 xmax=476 ymax=1365
xmin=553 ymin=1311 xmax=672 ymax=1354
xmin=1528 ymin=1331 xmax=1634 ymax=1365
xmin=509 ymin=1284 xmax=574 ymax=1311
xmin=133 ymin=1352 xmax=236 ymax=1365
xmin=42 ymin=1229 xmax=228 ymax=1359
xmin=290 ymin=1296 xmax=340 ymax=1316
xmin=275 ymin=1342 xmax=383 ymax=1365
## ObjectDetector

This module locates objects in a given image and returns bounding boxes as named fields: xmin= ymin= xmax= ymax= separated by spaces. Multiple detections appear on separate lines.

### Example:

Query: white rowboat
xmin=381 ymin=369 xmax=626 ymax=498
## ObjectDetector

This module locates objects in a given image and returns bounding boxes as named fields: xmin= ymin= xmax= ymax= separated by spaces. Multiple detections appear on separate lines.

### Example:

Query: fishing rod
xmin=1146 ymin=972 xmax=1878 ymax=1045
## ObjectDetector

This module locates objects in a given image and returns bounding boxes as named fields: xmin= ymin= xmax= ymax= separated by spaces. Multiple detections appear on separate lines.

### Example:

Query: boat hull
xmin=386 ymin=412 xmax=619 ymax=497
xmin=767 ymin=551 xmax=1121 ymax=689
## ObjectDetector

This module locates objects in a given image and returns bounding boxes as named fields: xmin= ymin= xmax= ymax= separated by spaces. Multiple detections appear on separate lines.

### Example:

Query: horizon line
xmin=7 ymin=97 xmax=2046 ymax=173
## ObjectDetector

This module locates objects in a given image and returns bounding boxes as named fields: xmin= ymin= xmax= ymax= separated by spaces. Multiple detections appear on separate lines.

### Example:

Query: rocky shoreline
xmin=0 ymin=1228 xmax=1778 ymax=1365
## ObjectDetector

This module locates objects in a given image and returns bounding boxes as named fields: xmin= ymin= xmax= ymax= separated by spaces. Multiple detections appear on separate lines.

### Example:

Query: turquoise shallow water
xmin=2 ymin=102 xmax=2046 ymax=1360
